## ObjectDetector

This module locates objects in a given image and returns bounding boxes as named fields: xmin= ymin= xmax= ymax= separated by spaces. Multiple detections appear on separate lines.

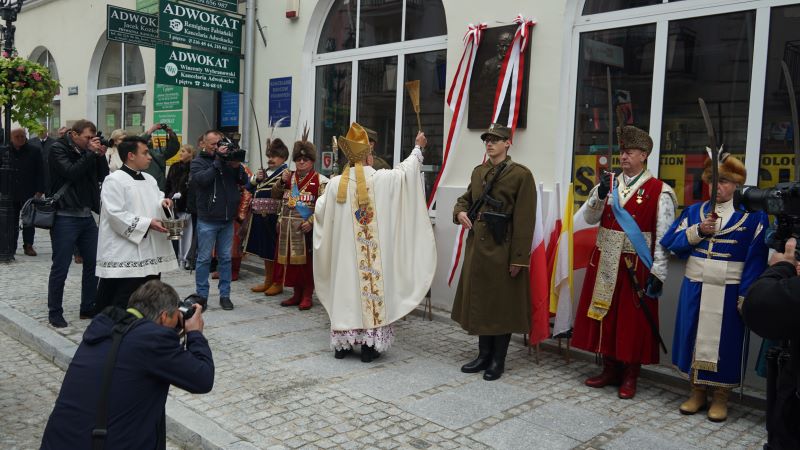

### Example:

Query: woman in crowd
xmin=165 ymin=144 xmax=196 ymax=269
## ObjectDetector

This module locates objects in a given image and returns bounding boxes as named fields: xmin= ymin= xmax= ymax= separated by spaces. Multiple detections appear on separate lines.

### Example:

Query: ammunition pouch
xmin=481 ymin=211 xmax=511 ymax=245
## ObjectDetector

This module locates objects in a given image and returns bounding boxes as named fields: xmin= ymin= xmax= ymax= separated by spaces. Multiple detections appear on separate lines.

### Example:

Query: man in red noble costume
xmin=271 ymin=139 xmax=328 ymax=310
xmin=572 ymin=124 xmax=676 ymax=399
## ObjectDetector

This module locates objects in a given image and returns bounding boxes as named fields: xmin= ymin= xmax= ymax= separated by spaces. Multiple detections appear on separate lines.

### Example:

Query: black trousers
xmin=12 ymin=201 xmax=35 ymax=251
xmin=95 ymin=274 xmax=160 ymax=313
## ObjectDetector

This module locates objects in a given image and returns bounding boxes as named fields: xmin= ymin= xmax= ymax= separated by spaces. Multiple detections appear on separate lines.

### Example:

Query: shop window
xmin=659 ymin=11 xmax=755 ymax=210
xmin=757 ymin=4 xmax=800 ymax=188
xmin=357 ymin=56 xmax=398 ymax=165
xmin=313 ymin=0 xmax=446 ymax=203
xmin=314 ymin=62 xmax=352 ymax=170
xmin=317 ymin=0 xmax=356 ymax=54
xmin=33 ymin=49 xmax=60 ymax=137
xmin=359 ymin=0 xmax=402 ymax=48
xmin=572 ymin=24 xmax=657 ymax=206
xmin=404 ymin=0 xmax=446 ymax=41
xmin=401 ymin=50 xmax=447 ymax=200
xmin=96 ymin=42 xmax=147 ymax=135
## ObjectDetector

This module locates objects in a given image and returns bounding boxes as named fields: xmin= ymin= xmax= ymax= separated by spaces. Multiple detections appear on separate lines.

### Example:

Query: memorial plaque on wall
xmin=467 ymin=25 xmax=530 ymax=130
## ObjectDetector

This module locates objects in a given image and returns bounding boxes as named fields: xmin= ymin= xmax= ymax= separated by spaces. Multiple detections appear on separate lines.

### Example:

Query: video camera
xmin=735 ymin=182 xmax=800 ymax=258
xmin=216 ymin=136 xmax=246 ymax=163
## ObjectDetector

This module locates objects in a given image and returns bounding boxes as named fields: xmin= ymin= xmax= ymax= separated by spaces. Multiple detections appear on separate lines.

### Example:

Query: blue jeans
xmin=47 ymin=216 xmax=98 ymax=318
xmin=195 ymin=219 xmax=234 ymax=298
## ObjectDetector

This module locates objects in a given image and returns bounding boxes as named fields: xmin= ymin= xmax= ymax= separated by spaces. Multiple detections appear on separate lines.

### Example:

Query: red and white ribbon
xmin=492 ymin=15 xmax=536 ymax=141
xmin=428 ymin=23 xmax=486 ymax=211
xmin=447 ymin=16 xmax=536 ymax=286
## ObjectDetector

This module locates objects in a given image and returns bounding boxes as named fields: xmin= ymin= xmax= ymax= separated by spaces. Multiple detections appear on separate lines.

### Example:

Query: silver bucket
xmin=163 ymin=217 xmax=185 ymax=241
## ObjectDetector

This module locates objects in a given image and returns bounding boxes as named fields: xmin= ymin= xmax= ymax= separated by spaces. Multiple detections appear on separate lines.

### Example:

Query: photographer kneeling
xmin=41 ymin=280 xmax=214 ymax=449
xmin=742 ymin=238 xmax=800 ymax=449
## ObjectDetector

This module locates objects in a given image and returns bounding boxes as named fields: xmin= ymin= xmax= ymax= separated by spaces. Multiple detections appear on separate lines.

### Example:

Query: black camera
xmin=177 ymin=294 xmax=206 ymax=321
xmin=96 ymin=131 xmax=113 ymax=148
xmin=158 ymin=123 xmax=169 ymax=131
xmin=735 ymin=182 xmax=800 ymax=256
xmin=216 ymin=136 xmax=246 ymax=163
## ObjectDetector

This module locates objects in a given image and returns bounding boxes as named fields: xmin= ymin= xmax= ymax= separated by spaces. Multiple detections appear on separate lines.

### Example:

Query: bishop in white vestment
xmin=313 ymin=123 xmax=436 ymax=361
xmin=95 ymin=137 xmax=178 ymax=313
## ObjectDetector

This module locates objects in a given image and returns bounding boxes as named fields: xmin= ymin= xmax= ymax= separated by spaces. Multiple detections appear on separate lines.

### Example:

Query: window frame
xmin=310 ymin=0 xmax=446 ymax=182
xmin=560 ymin=0 xmax=799 ymax=193
xmin=94 ymin=41 xmax=147 ymax=133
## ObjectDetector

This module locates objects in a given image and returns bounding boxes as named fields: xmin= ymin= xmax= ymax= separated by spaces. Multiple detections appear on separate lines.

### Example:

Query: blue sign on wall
xmin=269 ymin=77 xmax=292 ymax=127
xmin=220 ymin=91 xmax=239 ymax=128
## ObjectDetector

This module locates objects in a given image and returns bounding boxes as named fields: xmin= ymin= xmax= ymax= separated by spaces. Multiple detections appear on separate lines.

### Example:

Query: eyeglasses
xmin=295 ymin=156 xmax=312 ymax=162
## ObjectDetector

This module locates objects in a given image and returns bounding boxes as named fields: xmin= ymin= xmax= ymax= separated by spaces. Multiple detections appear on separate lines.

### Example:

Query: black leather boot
xmin=483 ymin=334 xmax=511 ymax=381
xmin=461 ymin=335 xmax=493 ymax=373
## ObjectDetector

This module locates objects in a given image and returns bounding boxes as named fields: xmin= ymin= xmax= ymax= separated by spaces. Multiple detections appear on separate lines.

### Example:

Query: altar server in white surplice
xmin=313 ymin=123 xmax=436 ymax=363
xmin=94 ymin=136 xmax=179 ymax=314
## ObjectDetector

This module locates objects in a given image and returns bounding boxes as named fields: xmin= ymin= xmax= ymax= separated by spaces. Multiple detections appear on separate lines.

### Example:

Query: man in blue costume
xmin=661 ymin=153 xmax=768 ymax=422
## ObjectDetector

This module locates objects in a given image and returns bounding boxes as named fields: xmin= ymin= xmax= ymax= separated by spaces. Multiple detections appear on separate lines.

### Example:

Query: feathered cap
xmin=702 ymin=152 xmax=746 ymax=185
xmin=336 ymin=122 xmax=372 ymax=206
xmin=291 ymin=124 xmax=316 ymax=161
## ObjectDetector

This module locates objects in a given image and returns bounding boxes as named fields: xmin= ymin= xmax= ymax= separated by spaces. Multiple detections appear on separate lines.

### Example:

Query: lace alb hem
xmin=331 ymin=325 xmax=395 ymax=353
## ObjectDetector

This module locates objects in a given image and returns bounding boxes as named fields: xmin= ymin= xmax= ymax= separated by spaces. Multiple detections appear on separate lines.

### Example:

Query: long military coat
xmin=451 ymin=156 xmax=536 ymax=335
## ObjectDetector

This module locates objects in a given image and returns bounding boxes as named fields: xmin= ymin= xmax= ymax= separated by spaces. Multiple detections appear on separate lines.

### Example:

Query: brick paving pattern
xmin=1 ymin=231 xmax=768 ymax=449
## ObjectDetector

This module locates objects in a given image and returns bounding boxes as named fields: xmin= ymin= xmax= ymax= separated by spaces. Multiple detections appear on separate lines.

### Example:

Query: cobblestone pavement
xmin=2 ymin=231 xmax=768 ymax=449
xmin=0 ymin=329 xmax=182 ymax=449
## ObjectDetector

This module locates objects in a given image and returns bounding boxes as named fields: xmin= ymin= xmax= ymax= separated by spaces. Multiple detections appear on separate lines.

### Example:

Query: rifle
xmin=623 ymin=256 xmax=668 ymax=354
xmin=466 ymin=162 xmax=509 ymax=244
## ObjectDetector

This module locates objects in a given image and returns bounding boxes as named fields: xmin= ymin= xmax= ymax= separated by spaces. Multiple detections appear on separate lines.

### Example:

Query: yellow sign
xmin=152 ymin=135 xmax=183 ymax=166
xmin=758 ymin=153 xmax=795 ymax=188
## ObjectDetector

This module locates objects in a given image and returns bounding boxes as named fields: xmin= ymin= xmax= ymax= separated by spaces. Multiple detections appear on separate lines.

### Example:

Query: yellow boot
xmin=679 ymin=385 xmax=707 ymax=415
xmin=707 ymin=388 xmax=729 ymax=422
xmin=250 ymin=261 xmax=272 ymax=292
xmin=265 ymin=282 xmax=283 ymax=296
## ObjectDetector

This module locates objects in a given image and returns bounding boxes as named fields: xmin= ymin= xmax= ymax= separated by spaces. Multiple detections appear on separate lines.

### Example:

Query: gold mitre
xmin=336 ymin=122 xmax=371 ymax=206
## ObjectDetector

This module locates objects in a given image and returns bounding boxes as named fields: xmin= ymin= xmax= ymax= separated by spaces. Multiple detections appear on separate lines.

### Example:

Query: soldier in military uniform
xmin=271 ymin=140 xmax=329 ymax=310
xmin=572 ymin=125 xmax=677 ymax=399
xmin=661 ymin=154 xmax=768 ymax=421
xmin=452 ymin=123 xmax=536 ymax=381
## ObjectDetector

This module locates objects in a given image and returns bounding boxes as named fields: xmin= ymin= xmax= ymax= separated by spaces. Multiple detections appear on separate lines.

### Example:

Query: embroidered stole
xmin=349 ymin=176 xmax=387 ymax=328
xmin=588 ymin=175 xmax=659 ymax=321
xmin=690 ymin=204 xmax=749 ymax=372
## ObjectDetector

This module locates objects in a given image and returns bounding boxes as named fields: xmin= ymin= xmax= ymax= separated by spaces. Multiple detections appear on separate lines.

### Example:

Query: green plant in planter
xmin=0 ymin=53 xmax=60 ymax=135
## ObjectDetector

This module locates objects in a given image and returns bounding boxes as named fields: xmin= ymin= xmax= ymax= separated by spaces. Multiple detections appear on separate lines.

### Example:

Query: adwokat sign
xmin=158 ymin=0 xmax=242 ymax=55
xmin=155 ymin=44 xmax=239 ymax=93
xmin=107 ymin=5 xmax=159 ymax=48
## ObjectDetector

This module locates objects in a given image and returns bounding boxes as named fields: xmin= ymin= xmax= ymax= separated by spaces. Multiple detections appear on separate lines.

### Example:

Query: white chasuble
xmin=313 ymin=149 xmax=436 ymax=331
xmin=96 ymin=170 xmax=179 ymax=278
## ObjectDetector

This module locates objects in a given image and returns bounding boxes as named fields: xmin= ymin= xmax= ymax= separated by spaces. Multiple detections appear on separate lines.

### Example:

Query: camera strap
xmin=91 ymin=313 xmax=143 ymax=450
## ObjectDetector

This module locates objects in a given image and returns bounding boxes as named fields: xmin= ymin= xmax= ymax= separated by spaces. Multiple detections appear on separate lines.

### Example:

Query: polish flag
xmin=529 ymin=183 xmax=550 ymax=345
